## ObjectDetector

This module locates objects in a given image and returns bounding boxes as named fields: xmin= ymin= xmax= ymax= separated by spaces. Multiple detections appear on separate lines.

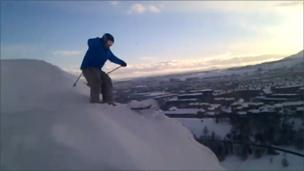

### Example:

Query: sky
xmin=1 ymin=1 xmax=303 ymax=80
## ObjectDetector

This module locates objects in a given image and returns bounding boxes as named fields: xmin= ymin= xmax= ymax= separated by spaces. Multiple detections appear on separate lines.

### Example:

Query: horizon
xmin=2 ymin=49 xmax=301 ymax=82
xmin=1 ymin=1 xmax=303 ymax=80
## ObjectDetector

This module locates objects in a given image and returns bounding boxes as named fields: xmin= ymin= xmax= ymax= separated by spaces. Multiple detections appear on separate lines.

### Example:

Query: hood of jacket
xmin=88 ymin=37 xmax=107 ymax=49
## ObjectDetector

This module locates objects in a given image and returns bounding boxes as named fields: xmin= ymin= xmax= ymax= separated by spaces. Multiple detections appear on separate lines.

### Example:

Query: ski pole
xmin=106 ymin=66 xmax=122 ymax=74
xmin=73 ymin=66 xmax=122 ymax=87
xmin=73 ymin=73 xmax=83 ymax=87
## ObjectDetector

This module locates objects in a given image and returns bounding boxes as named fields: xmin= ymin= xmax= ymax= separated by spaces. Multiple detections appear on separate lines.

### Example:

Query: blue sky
xmin=1 ymin=1 xmax=303 ymax=79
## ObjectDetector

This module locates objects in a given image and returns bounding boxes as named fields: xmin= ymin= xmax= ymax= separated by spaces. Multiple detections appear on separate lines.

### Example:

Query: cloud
xmin=129 ymin=3 xmax=146 ymax=14
xmin=62 ymin=52 xmax=286 ymax=80
xmin=158 ymin=1 xmax=302 ymax=14
xmin=106 ymin=53 xmax=285 ymax=80
xmin=109 ymin=1 xmax=119 ymax=6
xmin=205 ymin=54 xmax=285 ymax=67
xmin=276 ymin=1 xmax=302 ymax=7
xmin=128 ymin=3 xmax=161 ymax=15
xmin=52 ymin=50 xmax=83 ymax=57
xmin=148 ymin=5 xmax=161 ymax=13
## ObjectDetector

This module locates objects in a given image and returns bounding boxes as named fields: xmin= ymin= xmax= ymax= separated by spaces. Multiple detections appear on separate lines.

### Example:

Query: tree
xmin=281 ymin=157 xmax=289 ymax=167
xmin=215 ymin=117 xmax=219 ymax=123
xmin=240 ymin=145 xmax=249 ymax=161
xmin=269 ymin=157 xmax=273 ymax=163
xmin=267 ymin=147 xmax=277 ymax=155
xmin=211 ymin=131 xmax=216 ymax=140
xmin=203 ymin=126 xmax=209 ymax=137
xmin=295 ymin=129 xmax=304 ymax=150
xmin=253 ymin=147 xmax=264 ymax=159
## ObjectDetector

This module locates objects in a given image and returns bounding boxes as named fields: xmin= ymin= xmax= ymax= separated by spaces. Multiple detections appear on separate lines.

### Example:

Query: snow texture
xmin=0 ymin=59 xmax=223 ymax=170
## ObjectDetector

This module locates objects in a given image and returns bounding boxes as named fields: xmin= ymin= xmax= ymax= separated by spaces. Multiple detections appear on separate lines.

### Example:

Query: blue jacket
xmin=80 ymin=37 xmax=126 ymax=69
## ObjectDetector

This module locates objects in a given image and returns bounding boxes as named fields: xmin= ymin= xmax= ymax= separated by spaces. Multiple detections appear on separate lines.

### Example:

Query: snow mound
xmin=0 ymin=59 xmax=223 ymax=170
xmin=128 ymin=99 xmax=158 ymax=109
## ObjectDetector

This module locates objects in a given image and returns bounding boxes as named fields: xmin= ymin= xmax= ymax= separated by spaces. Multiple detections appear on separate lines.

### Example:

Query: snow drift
xmin=0 ymin=59 xmax=223 ymax=170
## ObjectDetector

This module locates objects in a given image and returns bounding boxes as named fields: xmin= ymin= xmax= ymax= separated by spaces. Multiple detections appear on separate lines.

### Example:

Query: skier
xmin=80 ymin=33 xmax=127 ymax=105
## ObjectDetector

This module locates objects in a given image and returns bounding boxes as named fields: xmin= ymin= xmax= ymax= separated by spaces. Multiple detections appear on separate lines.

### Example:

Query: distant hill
xmin=177 ymin=50 xmax=304 ymax=80
xmin=120 ymin=50 xmax=304 ymax=82
xmin=228 ymin=50 xmax=304 ymax=71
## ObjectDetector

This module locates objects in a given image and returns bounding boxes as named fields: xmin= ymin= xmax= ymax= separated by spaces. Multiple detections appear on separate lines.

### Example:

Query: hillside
xmin=228 ymin=50 xmax=304 ymax=71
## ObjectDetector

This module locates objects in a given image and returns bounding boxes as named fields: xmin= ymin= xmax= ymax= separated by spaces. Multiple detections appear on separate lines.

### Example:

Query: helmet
xmin=102 ymin=33 xmax=114 ymax=42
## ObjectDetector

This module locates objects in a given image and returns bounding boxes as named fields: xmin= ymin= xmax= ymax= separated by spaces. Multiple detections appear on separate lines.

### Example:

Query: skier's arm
xmin=108 ymin=50 xmax=127 ymax=67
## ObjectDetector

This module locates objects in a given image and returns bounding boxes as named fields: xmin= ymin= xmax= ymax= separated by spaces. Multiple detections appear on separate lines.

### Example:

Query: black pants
xmin=82 ymin=68 xmax=113 ymax=103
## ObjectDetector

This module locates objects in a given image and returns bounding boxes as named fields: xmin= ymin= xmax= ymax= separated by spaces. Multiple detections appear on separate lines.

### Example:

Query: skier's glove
xmin=121 ymin=61 xmax=127 ymax=67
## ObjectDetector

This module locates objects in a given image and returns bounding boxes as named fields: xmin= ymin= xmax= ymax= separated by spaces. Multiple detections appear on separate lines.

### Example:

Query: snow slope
xmin=0 ymin=59 xmax=223 ymax=170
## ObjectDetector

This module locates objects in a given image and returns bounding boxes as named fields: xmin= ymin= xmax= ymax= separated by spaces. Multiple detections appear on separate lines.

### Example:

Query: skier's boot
xmin=103 ymin=100 xmax=117 ymax=106
xmin=90 ymin=100 xmax=103 ymax=104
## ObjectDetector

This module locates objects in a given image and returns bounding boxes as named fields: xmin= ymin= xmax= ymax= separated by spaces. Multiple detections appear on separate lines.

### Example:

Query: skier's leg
xmin=100 ymin=71 xmax=114 ymax=103
xmin=82 ymin=68 xmax=102 ymax=103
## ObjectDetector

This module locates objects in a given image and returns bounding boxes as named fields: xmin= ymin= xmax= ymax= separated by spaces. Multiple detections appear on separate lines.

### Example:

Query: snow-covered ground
xmin=0 ymin=59 xmax=223 ymax=170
